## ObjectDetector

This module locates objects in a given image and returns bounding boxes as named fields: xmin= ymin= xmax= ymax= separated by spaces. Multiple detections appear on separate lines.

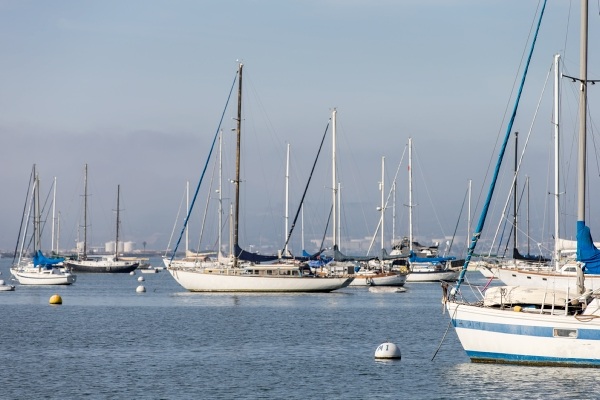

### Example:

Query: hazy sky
xmin=2 ymin=1 xmax=599 ymax=257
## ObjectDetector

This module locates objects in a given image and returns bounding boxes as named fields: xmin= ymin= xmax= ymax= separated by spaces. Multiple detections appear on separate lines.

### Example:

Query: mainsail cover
xmin=576 ymin=221 xmax=600 ymax=274
xmin=234 ymin=244 xmax=279 ymax=263
xmin=333 ymin=245 xmax=378 ymax=262
xmin=33 ymin=250 xmax=64 ymax=267
xmin=512 ymin=248 xmax=550 ymax=263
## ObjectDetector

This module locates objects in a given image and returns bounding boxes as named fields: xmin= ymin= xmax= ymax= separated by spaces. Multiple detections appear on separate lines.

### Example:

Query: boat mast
xmin=233 ymin=62 xmax=243 ymax=268
xmin=513 ymin=132 xmax=518 ymax=254
xmin=34 ymin=164 xmax=40 ymax=254
xmin=553 ymin=53 xmax=561 ymax=271
xmin=218 ymin=130 xmax=223 ymax=257
xmin=577 ymin=0 xmax=587 ymax=227
xmin=332 ymin=108 xmax=337 ymax=249
xmin=408 ymin=137 xmax=413 ymax=255
xmin=52 ymin=176 xmax=57 ymax=254
xmin=83 ymin=164 xmax=88 ymax=260
xmin=115 ymin=184 xmax=120 ymax=260
xmin=284 ymin=142 xmax=290 ymax=256
xmin=186 ymin=181 xmax=189 ymax=256
xmin=380 ymin=156 xmax=385 ymax=256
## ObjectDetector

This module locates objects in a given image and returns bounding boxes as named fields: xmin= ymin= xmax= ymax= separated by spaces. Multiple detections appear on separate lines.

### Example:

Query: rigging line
xmin=447 ymin=184 xmax=468 ymax=256
xmin=431 ymin=305 xmax=458 ymax=362
xmin=319 ymin=204 xmax=334 ymax=252
xmin=476 ymin=0 xmax=546 ymax=242
xmin=488 ymin=63 xmax=552 ymax=256
xmin=366 ymin=146 xmax=407 ymax=256
xmin=169 ymin=68 xmax=238 ymax=265
xmin=164 ymin=185 xmax=186 ymax=256
xmin=281 ymin=120 xmax=331 ymax=255
xmin=12 ymin=167 xmax=35 ymax=265
xmin=412 ymin=144 xmax=447 ymax=238
xmin=455 ymin=0 xmax=548 ymax=292
xmin=196 ymin=144 xmax=219 ymax=253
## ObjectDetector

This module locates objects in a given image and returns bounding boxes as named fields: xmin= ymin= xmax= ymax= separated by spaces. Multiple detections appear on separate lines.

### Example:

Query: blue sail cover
xmin=33 ymin=250 xmax=65 ymax=268
xmin=576 ymin=221 xmax=600 ymax=274
xmin=409 ymin=252 xmax=456 ymax=263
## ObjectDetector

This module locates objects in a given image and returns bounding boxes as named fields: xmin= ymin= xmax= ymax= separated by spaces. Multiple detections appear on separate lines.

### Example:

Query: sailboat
xmin=10 ymin=165 xmax=76 ymax=285
xmin=490 ymin=53 xmax=600 ymax=291
xmin=65 ymin=167 xmax=138 ymax=273
xmin=401 ymin=138 xmax=459 ymax=282
xmin=444 ymin=0 xmax=600 ymax=366
xmin=168 ymin=63 xmax=353 ymax=292
xmin=348 ymin=156 xmax=408 ymax=287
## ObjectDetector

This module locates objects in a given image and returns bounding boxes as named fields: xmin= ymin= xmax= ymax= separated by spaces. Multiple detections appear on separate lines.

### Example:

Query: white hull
xmin=406 ymin=270 xmax=459 ymax=282
xmin=478 ymin=266 xmax=496 ymax=279
xmin=349 ymin=272 xmax=407 ymax=286
xmin=495 ymin=268 xmax=600 ymax=291
xmin=10 ymin=267 xmax=76 ymax=285
xmin=446 ymin=298 xmax=600 ymax=366
xmin=169 ymin=267 xmax=353 ymax=292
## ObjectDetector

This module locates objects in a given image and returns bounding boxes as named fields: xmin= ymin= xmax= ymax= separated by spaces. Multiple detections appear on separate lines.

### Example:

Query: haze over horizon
xmin=2 ymin=1 xmax=600 ymax=259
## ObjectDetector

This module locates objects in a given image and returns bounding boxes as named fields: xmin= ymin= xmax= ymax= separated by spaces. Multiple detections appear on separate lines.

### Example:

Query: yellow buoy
xmin=513 ymin=305 xmax=522 ymax=312
xmin=49 ymin=294 xmax=62 ymax=305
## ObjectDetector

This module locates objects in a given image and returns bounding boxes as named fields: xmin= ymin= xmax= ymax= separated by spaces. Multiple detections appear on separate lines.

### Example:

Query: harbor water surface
xmin=0 ymin=257 xmax=597 ymax=399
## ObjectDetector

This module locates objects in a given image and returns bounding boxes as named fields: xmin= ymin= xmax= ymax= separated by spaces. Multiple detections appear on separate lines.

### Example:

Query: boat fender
xmin=513 ymin=306 xmax=522 ymax=312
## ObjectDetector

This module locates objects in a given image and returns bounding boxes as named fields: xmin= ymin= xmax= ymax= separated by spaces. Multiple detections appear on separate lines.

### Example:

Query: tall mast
xmin=577 ymin=0 xmax=588 ymax=225
xmin=331 ymin=108 xmax=337 ymax=249
xmin=553 ymin=53 xmax=561 ymax=271
xmin=33 ymin=164 xmax=40 ymax=253
xmin=83 ymin=164 xmax=88 ymax=259
xmin=380 ymin=156 xmax=385 ymax=255
xmin=408 ymin=137 xmax=413 ymax=253
xmin=115 ymin=184 xmax=120 ymax=260
xmin=186 ymin=181 xmax=189 ymax=255
xmin=513 ymin=132 xmax=518 ymax=252
xmin=52 ymin=176 xmax=57 ymax=254
xmin=284 ymin=143 xmax=290 ymax=255
xmin=233 ymin=62 xmax=243 ymax=268
xmin=218 ymin=129 xmax=223 ymax=256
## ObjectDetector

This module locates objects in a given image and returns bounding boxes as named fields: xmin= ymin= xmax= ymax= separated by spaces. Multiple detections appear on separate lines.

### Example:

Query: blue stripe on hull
xmin=453 ymin=319 xmax=600 ymax=340
xmin=467 ymin=350 xmax=600 ymax=367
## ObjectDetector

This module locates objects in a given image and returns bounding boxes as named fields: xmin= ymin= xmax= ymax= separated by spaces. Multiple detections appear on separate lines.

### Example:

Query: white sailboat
xmin=403 ymin=138 xmax=459 ymax=282
xmin=350 ymin=156 xmax=408 ymax=287
xmin=444 ymin=0 xmax=600 ymax=367
xmin=65 ymin=167 xmax=138 ymax=273
xmin=168 ymin=63 xmax=353 ymax=292
xmin=490 ymin=53 xmax=600 ymax=291
xmin=10 ymin=165 xmax=76 ymax=285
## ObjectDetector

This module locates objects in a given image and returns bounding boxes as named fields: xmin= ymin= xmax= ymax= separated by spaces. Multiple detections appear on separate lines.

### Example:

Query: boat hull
xmin=10 ymin=268 xmax=76 ymax=285
xmin=446 ymin=301 xmax=600 ymax=367
xmin=349 ymin=272 xmax=407 ymax=286
xmin=406 ymin=270 xmax=459 ymax=282
xmin=65 ymin=260 xmax=139 ymax=273
xmin=169 ymin=267 xmax=354 ymax=292
xmin=494 ymin=268 xmax=600 ymax=291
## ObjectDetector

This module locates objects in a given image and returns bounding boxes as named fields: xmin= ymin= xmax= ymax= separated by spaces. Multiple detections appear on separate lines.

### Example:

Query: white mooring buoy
xmin=374 ymin=342 xmax=401 ymax=360
xmin=137 ymin=276 xmax=145 ymax=282
xmin=130 ymin=271 xmax=136 ymax=276
xmin=136 ymin=285 xmax=146 ymax=293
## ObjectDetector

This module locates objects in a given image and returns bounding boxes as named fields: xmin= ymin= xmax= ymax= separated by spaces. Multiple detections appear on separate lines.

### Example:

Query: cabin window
xmin=553 ymin=328 xmax=577 ymax=338
xmin=267 ymin=270 xmax=272 ymax=275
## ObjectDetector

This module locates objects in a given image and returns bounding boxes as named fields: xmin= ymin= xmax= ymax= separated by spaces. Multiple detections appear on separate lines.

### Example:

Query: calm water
xmin=0 ymin=257 xmax=597 ymax=399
